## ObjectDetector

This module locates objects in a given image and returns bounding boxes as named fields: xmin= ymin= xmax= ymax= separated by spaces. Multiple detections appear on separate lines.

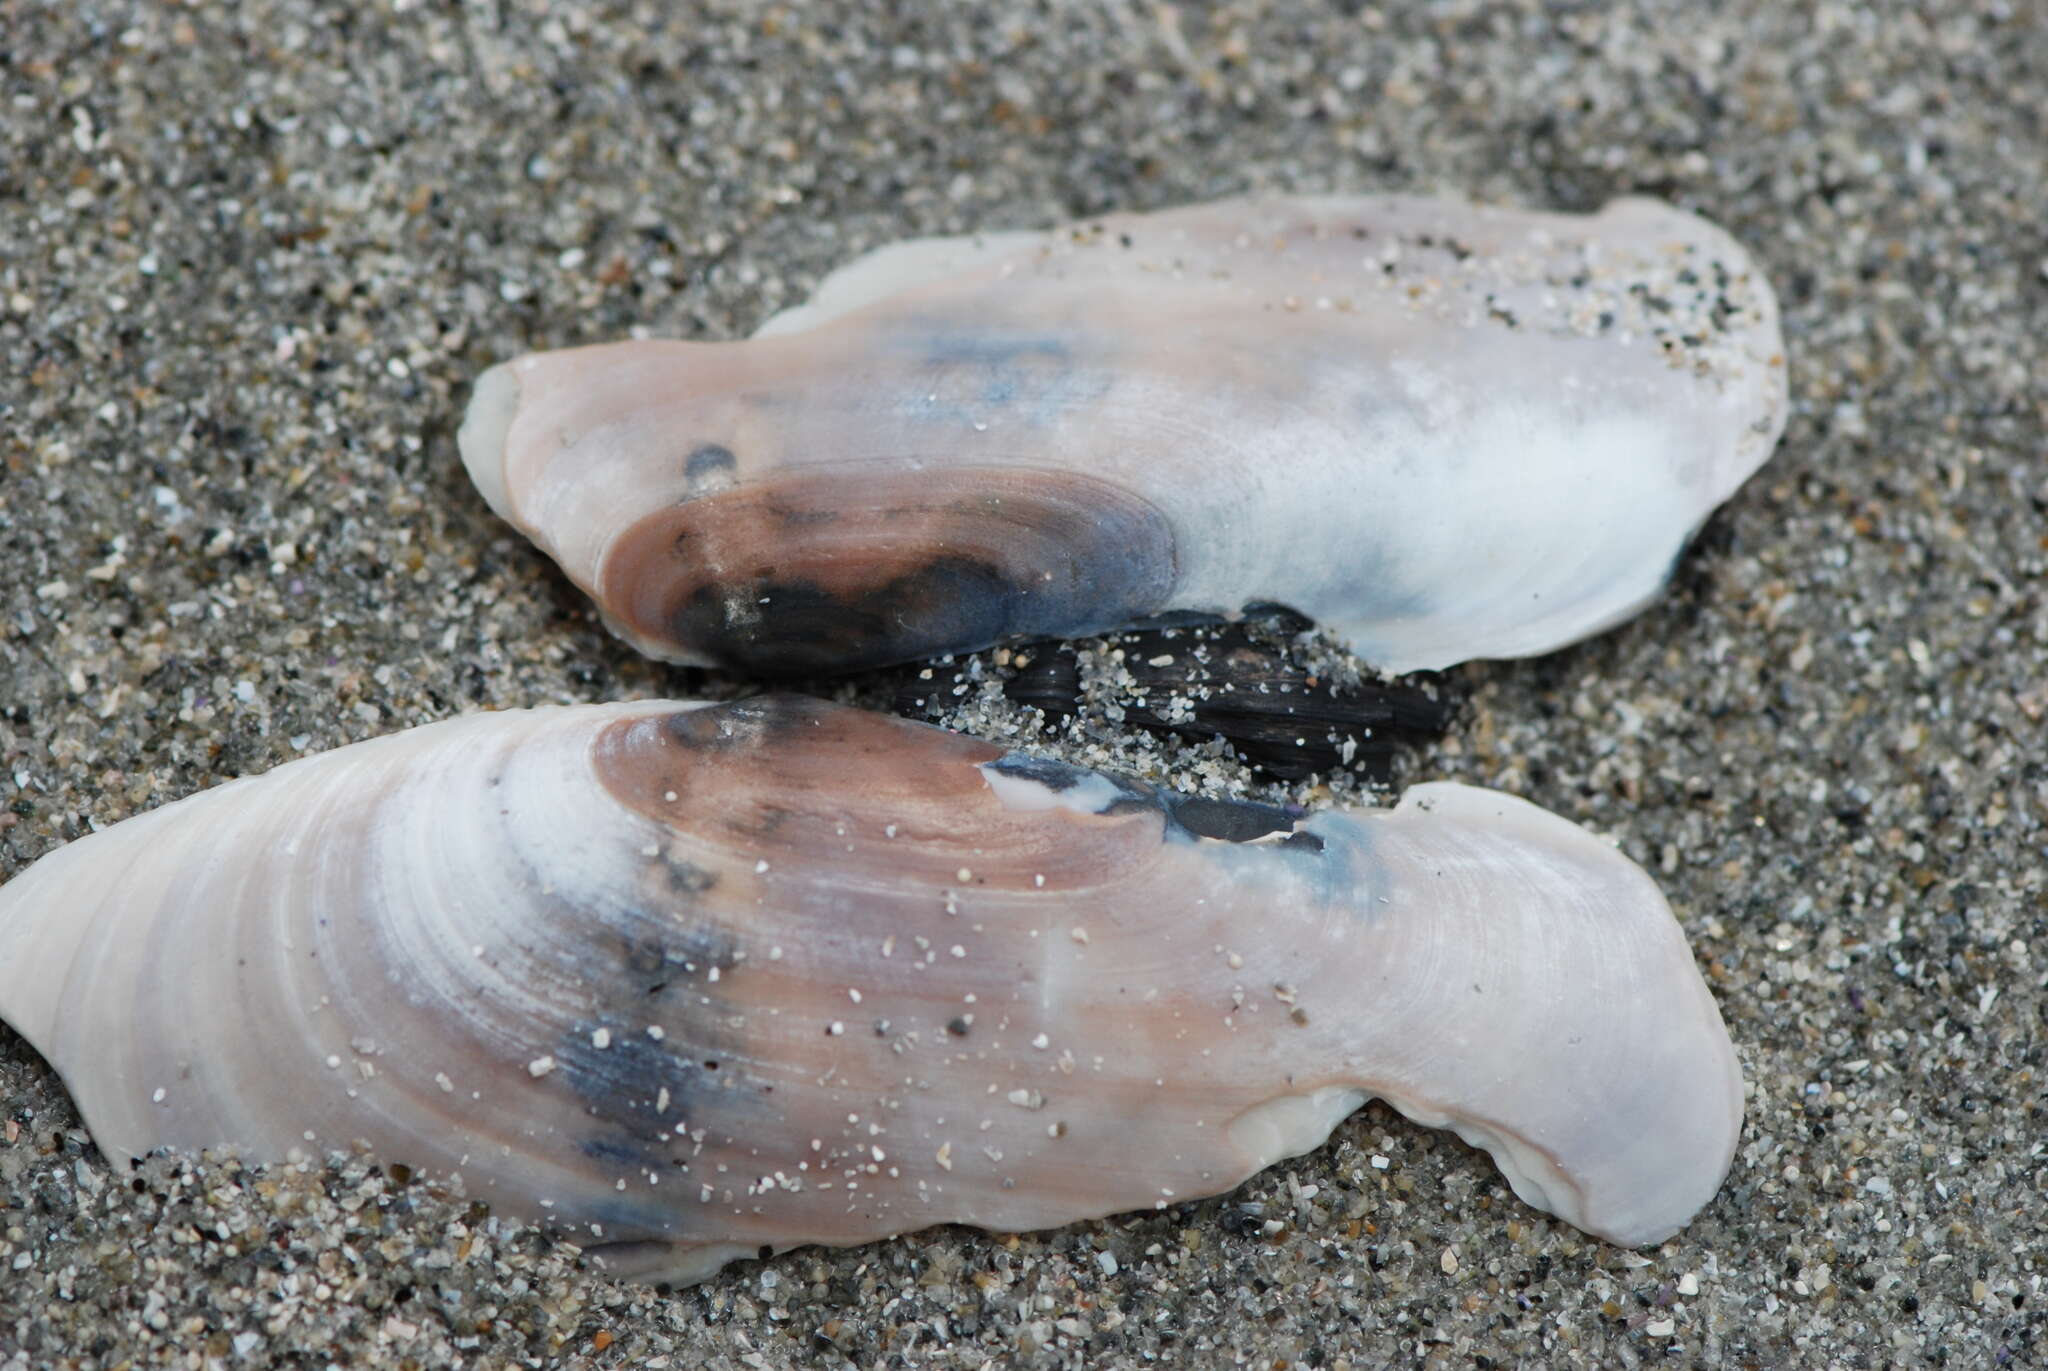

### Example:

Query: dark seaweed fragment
xmin=983 ymin=620 xmax=1455 ymax=783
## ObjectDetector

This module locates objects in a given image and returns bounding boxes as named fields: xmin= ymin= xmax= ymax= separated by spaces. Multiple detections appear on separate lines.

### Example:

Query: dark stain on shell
xmin=544 ymin=916 xmax=756 ymax=1187
xmin=980 ymin=753 xmax=1147 ymax=801
xmin=620 ymin=926 xmax=738 ymax=998
xmin=980 ymin=751 xmax=1310 ymax=847
xmin=659 ymin=857 xmax=718 ymax=898
xmin=600 ymin=466 xmax=1179 ymax=676
xmin=658 ymin=695 xmax=829 ymax=753
xmin=553 ymin=1025 xmax=729 ymax=1158
xmin=670 ymin=556 xmax=1028 ymax=677
xmin=1164 ymin=794 xmax=1303 ymax=844
xmin=684 ymin=443 xmax=737 ymax=481
xmin=895 ymin=327 xmax=1093 ymax=428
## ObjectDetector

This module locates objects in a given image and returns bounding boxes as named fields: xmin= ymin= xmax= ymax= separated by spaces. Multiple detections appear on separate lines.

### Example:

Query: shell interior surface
xmin=460 ymin=194 xmax=1789 ymax=676
xmin=0 ymin=697 xmax=1742 ymax=1284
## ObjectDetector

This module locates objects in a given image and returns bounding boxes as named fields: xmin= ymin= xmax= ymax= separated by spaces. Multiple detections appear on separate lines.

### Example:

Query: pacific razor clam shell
xmin=460 ymin=194 xmax=1788 ymax=676
xmin=0 ymin=697 xmax=1740 ymax=1283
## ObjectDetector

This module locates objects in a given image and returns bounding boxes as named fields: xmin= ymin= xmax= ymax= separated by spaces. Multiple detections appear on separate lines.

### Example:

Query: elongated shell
xmin=461 ymin=194 xmax=1788 ymax=676
xmin=0 ymin=697 xmax=1740 ymax=1283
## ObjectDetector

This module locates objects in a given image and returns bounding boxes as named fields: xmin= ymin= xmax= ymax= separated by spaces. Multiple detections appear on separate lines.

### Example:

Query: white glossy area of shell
xmin=1225 ymin=1087 xmax=1372 ymax=1170
xmin=457 ymin=361 xmax=520 ymax=521
xmin=754 ymin=228 xmax=1046 ymax=337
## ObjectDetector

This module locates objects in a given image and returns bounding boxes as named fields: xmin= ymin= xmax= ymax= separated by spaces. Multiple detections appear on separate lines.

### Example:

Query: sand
xmin=3 ymin=1 xmax=2044 ymax=1366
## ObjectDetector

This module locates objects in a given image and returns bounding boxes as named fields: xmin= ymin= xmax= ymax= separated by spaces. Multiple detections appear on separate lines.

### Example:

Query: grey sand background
xmin=2 ymin=2 xmax=2044 ymax=1367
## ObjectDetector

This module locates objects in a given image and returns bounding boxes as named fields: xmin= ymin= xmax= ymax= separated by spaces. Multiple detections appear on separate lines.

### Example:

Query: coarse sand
xmin=2 ymin=2 xmax=2044 ymax=1367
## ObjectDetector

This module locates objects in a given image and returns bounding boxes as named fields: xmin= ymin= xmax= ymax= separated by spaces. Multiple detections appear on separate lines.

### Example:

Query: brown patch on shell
xmin=596 ymin=466 xmax=1178 ymax=676
xmin=591 ymin=695 xmax=1170 ymax=894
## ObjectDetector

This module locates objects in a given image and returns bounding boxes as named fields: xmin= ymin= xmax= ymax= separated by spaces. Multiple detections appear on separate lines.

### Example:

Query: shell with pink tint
xmin=0 ymin=696 xmax=1741 ymax=1284
xmin=461 ymin=194 xmax=1788 ymax=676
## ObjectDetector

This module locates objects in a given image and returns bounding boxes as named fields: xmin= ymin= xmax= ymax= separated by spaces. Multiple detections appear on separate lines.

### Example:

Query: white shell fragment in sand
xmin=460 ymin=194 xmax=1788 ymax=676
xmin=0 ymin=697 xmax=1741 ymax=1284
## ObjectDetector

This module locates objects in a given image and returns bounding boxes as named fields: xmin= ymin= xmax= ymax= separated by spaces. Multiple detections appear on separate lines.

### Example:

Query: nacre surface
xmin=0 ymin=697 xmax=1741 ymax=1283
xmin=461 ymin=194 xmax=1788 ymax=676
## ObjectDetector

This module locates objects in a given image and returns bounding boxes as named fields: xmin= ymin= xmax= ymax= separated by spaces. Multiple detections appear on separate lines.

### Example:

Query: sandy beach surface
xmin=3 ymin=2 xmax=2043 ymax=1366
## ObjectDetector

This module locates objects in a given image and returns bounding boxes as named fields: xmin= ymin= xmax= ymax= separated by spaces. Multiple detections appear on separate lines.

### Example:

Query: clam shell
xmin=0 ymin=697 xmax=1740 ymax=1283
xmin=461 ymin=194 xmax=1788 ymax=676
